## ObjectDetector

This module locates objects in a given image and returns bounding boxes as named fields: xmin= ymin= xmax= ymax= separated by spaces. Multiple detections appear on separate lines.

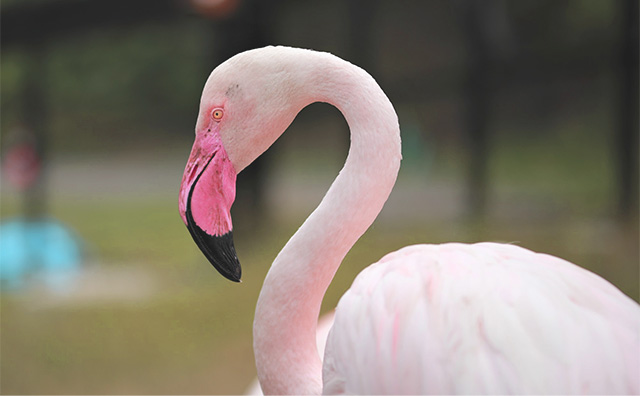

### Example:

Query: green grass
xmin=490 ymin=119 xmax=616 ymax=213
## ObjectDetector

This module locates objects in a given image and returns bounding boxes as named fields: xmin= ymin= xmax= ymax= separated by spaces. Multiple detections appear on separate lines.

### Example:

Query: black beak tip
xmin=187 ymin=223 xmax=242 ymax=282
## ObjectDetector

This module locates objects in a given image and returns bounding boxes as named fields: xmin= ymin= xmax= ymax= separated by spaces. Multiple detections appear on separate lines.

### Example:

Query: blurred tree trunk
xmin=347 ymin=0 xmax=378 ymax=73
xmin=22 ymin=42 xmax=49 ymax=220
xmin=616 ymin=0 xmax=639 ymax=221
xmin=460 ymin=0 xmax=493 ymax=220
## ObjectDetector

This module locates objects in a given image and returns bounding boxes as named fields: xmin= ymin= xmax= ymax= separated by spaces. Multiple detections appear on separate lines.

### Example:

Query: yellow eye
xmin=211 ymin=108 xmax=224 ymax=121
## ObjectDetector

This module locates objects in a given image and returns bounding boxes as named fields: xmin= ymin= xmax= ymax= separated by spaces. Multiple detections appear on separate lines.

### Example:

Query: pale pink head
xmin=179 ymin=46 xmax=316 ymax=281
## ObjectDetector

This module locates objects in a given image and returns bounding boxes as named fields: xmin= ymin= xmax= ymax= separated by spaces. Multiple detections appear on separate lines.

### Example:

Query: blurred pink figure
xmin=2 ymin=127 xmax=41 ymax=191
xmin=179 ymin=46 xmax=640 ymax=394
xmin=188 ymin=0 xmax=239 ymax=19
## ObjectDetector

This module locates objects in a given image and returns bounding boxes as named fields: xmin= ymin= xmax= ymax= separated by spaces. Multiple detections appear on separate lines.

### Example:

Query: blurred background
xmin=1 ymin=0 xmax=638 ymax=393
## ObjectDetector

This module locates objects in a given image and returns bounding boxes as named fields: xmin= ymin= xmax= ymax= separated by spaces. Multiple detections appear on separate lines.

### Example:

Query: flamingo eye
xmin=211 ymin=108 xmax=224 ymax=121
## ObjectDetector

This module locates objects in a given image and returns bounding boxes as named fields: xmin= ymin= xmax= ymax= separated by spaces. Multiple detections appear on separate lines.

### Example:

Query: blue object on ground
xmin=0 ymin=218 xmax=82 ymax=292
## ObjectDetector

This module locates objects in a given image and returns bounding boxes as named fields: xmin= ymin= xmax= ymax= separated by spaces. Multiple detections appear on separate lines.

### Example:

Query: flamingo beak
xmin=179 ymin=133 xmax=241 ymax=282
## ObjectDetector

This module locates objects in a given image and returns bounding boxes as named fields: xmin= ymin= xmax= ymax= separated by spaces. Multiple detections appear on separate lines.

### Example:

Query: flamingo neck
xmin=253 ymin=53 xmax=401 ymax=395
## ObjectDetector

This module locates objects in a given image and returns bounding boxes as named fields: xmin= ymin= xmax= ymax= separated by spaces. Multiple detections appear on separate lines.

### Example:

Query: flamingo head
xmin=179 ymin=46 xmax=312 ymax=282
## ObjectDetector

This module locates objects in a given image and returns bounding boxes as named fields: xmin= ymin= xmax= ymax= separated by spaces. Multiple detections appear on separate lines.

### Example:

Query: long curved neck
xmin=253 ymin=52 xmax=401 ymax=395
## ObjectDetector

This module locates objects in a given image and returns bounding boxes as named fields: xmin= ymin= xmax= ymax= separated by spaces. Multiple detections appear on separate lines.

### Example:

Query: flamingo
xmin=178 ymin=46 xmax=640 ymax=394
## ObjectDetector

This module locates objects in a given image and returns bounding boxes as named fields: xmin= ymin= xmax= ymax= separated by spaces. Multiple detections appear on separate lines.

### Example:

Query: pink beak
xmin=179 ymin=132 xmax=240 ymax=282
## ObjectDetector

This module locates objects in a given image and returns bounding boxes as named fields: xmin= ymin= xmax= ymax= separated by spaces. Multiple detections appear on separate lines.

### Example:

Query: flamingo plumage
xmin=178 ymin=46 xmax=640 ymax=395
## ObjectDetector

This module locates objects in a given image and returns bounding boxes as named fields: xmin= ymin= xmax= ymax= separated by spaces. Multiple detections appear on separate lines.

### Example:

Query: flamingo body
xmin=323 ymin=242 xmax=639 ymax=394
xmin=178 ymin=46 xmax=640 ymax=395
